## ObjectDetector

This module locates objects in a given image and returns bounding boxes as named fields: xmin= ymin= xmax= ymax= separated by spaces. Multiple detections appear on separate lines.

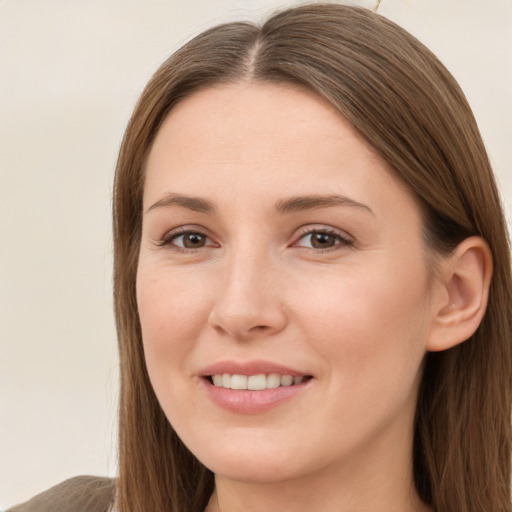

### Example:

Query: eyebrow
xmin=146 ymin=193 xmax=373 ymax=216
xmin=146 ymin=194 xmax=215 ymax=214
xmin=275 ymin=195 xmax=374 ymax=215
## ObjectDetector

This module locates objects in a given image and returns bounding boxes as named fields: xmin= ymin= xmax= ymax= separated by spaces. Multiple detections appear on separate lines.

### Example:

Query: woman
xmin=10 ymin=3 xmax=511 ymax=512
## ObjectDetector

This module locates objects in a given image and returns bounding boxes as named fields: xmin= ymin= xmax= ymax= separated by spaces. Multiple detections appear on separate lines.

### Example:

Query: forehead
xmin=143 ymin=82 xmax=417 ymax=219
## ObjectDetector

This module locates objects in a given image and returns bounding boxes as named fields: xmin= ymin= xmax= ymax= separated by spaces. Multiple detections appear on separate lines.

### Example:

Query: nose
xmin=207 ymin=247 xmax=288 ymax=341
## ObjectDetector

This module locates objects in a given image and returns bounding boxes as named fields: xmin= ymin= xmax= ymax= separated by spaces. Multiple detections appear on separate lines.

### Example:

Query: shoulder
xmin=6 ymin=475 xmax=115 ymax=512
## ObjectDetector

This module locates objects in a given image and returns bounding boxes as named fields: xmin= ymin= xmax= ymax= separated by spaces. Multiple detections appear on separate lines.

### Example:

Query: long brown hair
xmin=112 ymin=4 xmax=512 ymax=511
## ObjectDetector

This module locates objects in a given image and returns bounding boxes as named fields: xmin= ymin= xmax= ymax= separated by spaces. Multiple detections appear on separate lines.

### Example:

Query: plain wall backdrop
xmin=0 ymin=0 xmax=510 ymax=508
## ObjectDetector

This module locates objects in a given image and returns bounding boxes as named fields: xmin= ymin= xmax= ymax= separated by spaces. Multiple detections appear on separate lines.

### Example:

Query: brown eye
xmin=183 ymin=233 xmax=206 ymax=248
xmin=310 ymin=233 xmax=337 ymax=249
xmin=296 ymin=230 xmax=351 ymax=250
xmin=170 ymin=232 xmax=211 ymax=249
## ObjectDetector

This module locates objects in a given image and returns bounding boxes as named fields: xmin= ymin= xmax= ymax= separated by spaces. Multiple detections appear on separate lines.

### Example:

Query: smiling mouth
xmin=208 ymin=373 xmax=312 ymax=390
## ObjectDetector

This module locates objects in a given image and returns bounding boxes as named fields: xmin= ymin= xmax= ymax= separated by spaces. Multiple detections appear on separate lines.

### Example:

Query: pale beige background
xmin=0 ymin=0 xmax=510 ymax=509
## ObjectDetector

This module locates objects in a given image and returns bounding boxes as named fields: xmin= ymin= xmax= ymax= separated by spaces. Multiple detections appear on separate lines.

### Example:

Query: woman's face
xmin=137 ymin=83 xmax=439 ymax=485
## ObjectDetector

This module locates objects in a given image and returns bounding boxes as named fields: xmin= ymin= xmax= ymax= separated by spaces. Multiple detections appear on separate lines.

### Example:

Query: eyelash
xmin=157 ymin=226 xmax=353 ymax=253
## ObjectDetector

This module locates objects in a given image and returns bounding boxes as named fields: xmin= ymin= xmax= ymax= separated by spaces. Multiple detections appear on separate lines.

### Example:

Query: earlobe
xmin=426 ymin=236 xmax=493 ymax=352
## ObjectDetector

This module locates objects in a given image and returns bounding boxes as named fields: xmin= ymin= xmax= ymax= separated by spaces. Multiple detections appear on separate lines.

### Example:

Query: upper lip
xmin=199 ymin=359 xmax=311 ymax=378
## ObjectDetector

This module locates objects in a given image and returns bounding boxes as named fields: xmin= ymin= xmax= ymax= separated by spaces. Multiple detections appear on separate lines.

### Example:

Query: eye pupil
xmin=311 ymin=233 xmax=336 ymax=249
xmin=183 ymin=233 xmax=205 ymax=248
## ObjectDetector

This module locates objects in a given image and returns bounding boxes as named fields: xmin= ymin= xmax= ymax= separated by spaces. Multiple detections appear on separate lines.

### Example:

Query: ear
xmin=426 ymin=236 xmax=493 ymax=352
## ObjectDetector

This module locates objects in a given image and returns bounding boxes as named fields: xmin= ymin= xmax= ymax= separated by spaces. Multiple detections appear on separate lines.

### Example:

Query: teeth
xmin=267 ymin=373 xmax=281 ymax=388
xmin=211 ymin=373 xmax=307 ymax=390
xmin=248 ymin=374 xmax=266 ymax=390
xmin=281 ymin=375 xmax=293 ymax=386
xmin=212 ymin=374 xmax=223 ymax=386
xmin=222 ymin=373 xmax=231 ymax=388
xmin=230 ymin=374 xmax=247 ymax=390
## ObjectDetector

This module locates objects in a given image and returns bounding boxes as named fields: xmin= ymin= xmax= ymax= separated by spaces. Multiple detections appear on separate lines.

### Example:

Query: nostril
xmin=207 ymin=295 xmax=288 ymax=339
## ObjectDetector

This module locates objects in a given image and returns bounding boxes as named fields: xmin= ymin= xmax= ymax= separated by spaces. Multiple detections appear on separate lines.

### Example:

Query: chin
xmin=204 ymin=455 xmax=306 ymax=485
xmin=183 ymin=433 xmax=326 ymax=485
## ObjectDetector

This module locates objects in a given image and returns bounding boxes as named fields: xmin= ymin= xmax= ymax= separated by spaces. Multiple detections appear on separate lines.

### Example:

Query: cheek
xmin=138 ymin=265 xmax=208 ymax=330
xmin=291 ymin=256 xmax=432 ymax=388
xmin=136 ymin=267 xmax=211 ymax=377
xmin=136 ymin=267 xmax=213 ymax=429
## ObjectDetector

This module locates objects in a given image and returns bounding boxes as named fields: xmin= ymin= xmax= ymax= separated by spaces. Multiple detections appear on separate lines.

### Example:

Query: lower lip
xmin=202 ymin=378 xmax=310 ymax=414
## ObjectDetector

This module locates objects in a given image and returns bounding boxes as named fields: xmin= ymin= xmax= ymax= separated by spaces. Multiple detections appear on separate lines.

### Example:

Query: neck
xmin=206 ymin=469 xmax=430 ymax=512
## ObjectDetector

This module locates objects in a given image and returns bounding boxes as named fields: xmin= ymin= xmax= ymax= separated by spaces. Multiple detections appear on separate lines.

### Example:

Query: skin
xmin=137 ymin=82 xmax=438 ymax=512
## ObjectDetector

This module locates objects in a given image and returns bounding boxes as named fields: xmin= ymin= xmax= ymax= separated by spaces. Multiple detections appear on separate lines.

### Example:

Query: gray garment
xmin=6 ymin=476 xmax=115 ymax=512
